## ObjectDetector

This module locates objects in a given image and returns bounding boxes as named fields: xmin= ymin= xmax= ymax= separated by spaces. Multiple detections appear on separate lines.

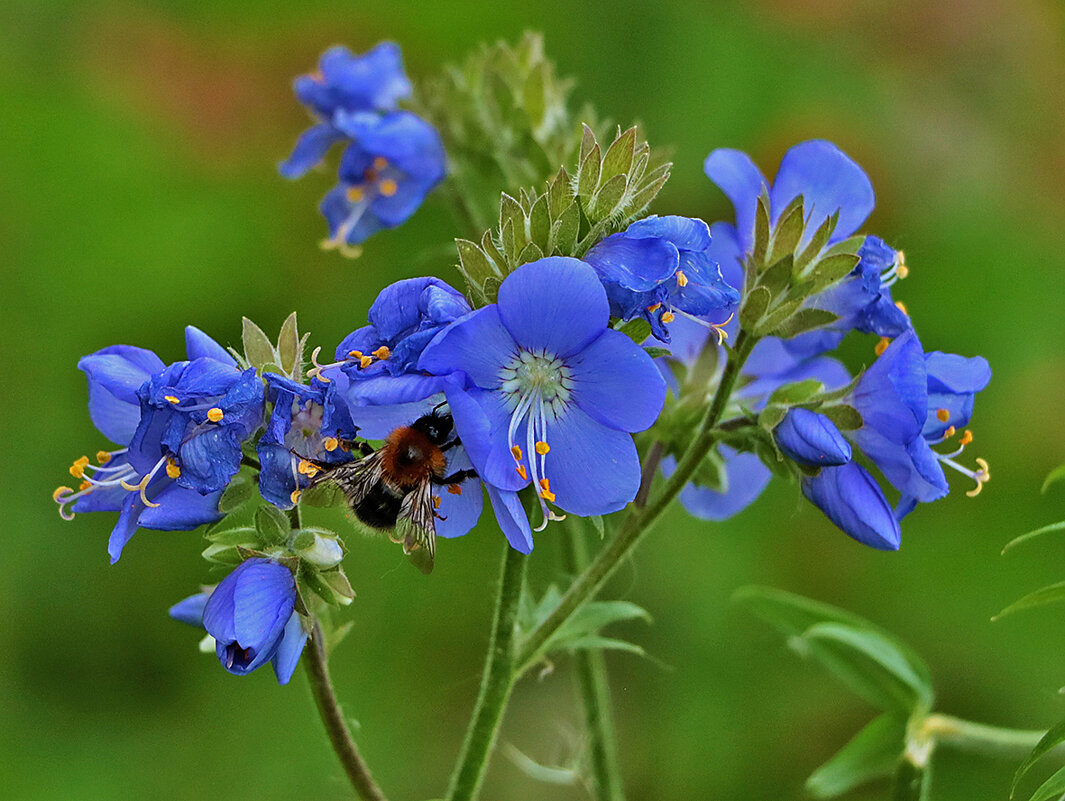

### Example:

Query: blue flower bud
xmin=776 ymin=408 xmax=852 ymax=467
xmin=802 ymin=462 xmax=901 ymax=551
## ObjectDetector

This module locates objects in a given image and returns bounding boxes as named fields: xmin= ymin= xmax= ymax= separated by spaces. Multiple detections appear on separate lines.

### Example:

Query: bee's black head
xmin=411 ymin=410 xmax=454 ymax=446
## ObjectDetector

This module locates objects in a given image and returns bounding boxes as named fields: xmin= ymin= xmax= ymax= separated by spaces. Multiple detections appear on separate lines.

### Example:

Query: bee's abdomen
xmin=353 ymin=484 xmax=403 ymax=530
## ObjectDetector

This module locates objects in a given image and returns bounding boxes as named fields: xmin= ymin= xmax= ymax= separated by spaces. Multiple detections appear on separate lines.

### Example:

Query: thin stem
xmin=561 ymin=525 xmax=625 ymax=801
xmin=923 ymin=714 xmax=1048 ymax=759
xmin=446 ymin=544 xmax=527 ymax=801
xmin=634 ymin=441 xmax=664 ymax=509
xmin=516 ymin=331 xmax=757 ymax=670
xmin=288 ymin=505 xmax=388 ymax=801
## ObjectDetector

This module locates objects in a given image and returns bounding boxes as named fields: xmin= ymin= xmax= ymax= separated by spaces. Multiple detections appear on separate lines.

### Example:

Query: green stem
xmin=516 ymin=331 xmax=757 ymax=670
xmin=561 ymin=526 xmax=625 ymax=801
xmin=446 ymin=544 xmax=527 ymax=801
xmin=923 ymin=714 xmax=1048 ymax=759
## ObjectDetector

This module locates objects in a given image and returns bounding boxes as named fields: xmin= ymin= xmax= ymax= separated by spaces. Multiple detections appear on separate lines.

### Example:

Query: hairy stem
xmin=446 ymin=544 xmax=527 ymax=801
xmin=517 ymin=331 xmax=756 ymax=670
xmin=561 ymin=525 xmax=625 ymax=801
xmin=923 ymin=714 xmax=1048 ymax=759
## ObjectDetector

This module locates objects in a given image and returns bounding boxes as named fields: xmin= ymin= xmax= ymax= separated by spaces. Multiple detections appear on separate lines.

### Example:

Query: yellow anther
xmin=875 ymin=337 xmax=890 ymax=356
xmin=323 ymin=436 xmax=339 ymax=452
xmin=965 ymin=458 xmax=990 ymax=497
xmin=661 ymin=311 xmax=676 ymax=324
xmin=896 ymin=261 xmax=910 ymax=279
xmin=378 ymin=178 xmax=398 ymax=197
xmin=372 ymin=346 xmax=391 ymax=360
xmin=516 ymin=464 xmax=528 ymax=481
xmin=372 ymin=157 xmax=388 ymax=171
xmin=53 ymin=486 xmax=73 ymax=502
xmin=96 ymin=450 xmax=112 ymax=464
xmin=936 ymin=408 xmax=950 ymax=423
xmin=79 ymin=480 xmax=91 ymax=491
xmin=298 ymin=459 xmax=319 ymax=477
xmin=290 ymin=489 xmax=302 ymax=504
xmin=359 ymin=355 xmax=373 ymax=369
xmin=207 ymin=407 xmax=224 ymax=423
xmin=70 ymin=456 xmax=90 ymax=479
xmin=676 ymin=270 xmax=689 ymax=287
xmin=943 ymin=426 xmax=956 ymax=439
xmin=535 ymin=441 xmax=550 ymax=455
xmin=647 ymin=303 xmax=662 ymax=313
xmin=346 ymin=186 xmax=365 ymax=203
xmin=960 ymin=429 xmax=973 ymax=446
xmin=511 ymin=445 xmax=523 ymax=462
xmin=539 ymin=479 xmax=556 ymax=503
xmin=432 ymin=496 xmax=441 ymax=510
xmin=165 ymin=395 xmax=180 ymax=404
xmin=348 ymin=350 xmax=364 ymax=359
xmin=895 ymin=300 xmax=908 ymax=315
xmin=165 ymin=459 xmax=181 ymax=479
xmin=447 ymin=484 xmax=462 ymax=495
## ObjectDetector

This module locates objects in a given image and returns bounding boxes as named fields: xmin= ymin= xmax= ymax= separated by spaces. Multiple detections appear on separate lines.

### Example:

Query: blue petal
xmin=568 ymin=329 xmax=666 ymax=433
xmin=229 ymin=561 xmax=296 ymax=651
xmin=317 ymin=42 xmax=410 ymax=113
xmin=107 ymin=494 xmax=145 ymax=564
xmin=279 ymin=122 xmax=346 ymax=179
xmin=435 ymin=448 xmax=484 ymax=539
xmin=138 ymin=482 xmax=224 ymax=529
xmin=776 ymin=408 xmax=852 ymax=466
xmin=584 ymin=232 xmax=679 ymax=292
xmin=368 ymin=277 xmax=468 ymax=341
xmin=624 ymin=215 xmax=712 ymax=250
xmin=667 ymin=448 xmax=772 ymax=521
xmin=345 ymin=373 xmax=446 ymax=406
xmin=706 ymin=221 xmax=745 ymax=297
xmin=347 ymin=395 xmax=444 ymax=440
xmin=257 ymin=442 xmax=299 ymax=509
xmin=172 ymin=358 xmax=242 ymax=398
xmin=185 ymin=326 xmax=237 ymax=366
xmin=850 ymin=331 xmax=927 ymax=445
xmin=169 ymin=592 xmax=209 ymax=626
xmin=79 ymin=346 xmax=163 ymax=445
xmin=444 ymin=385 xmax=525 ymax=492
xmin=485 ymin=485 xmax=534 ymax=553
xmin=178 ymin=426 xmax=243 ymax=493
xmin=703 ymin=149 xmax=766 ymax=255
xmin=334 ymin=110 xmax=446 ymax=185
xmin=770 ymin=140 xmax=875 ymax=244
xmin=925 ymin=352 xmax=991 ymax=395
xmin=802 ymin=462 xmax=901 ymax=550
xmin=272 ymin=612 xmax=309 ymax=685
xmin=496 ymin=257 xmax=609 ymax=358
xmin=543 ymin=405 xmax=641 ymax=516
xmin=418 ymin=306 xmax=517 ymax=387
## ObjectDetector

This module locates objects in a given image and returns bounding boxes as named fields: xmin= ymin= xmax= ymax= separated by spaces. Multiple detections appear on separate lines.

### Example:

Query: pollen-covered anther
xmin=359 ymin=355 xmax=373 ymax=369
xmin=53 ymin=486 xmax=73 ymax=503
xmin=207 ymin=407 xmax=224 ymax=423
xmin=346 ymin=186 xmax=365 ymax=203
xmin=535 ymin=441 xmax=550 ymax=455
xmin=70 ymin=456 xmax=89 ymax=479
xmin=165 ymin=395 xmax=180 ymax=404
xmin=647 ymin=303 xmax=662 ymax=313
xmin=676 ymin=270 xmax=689 ymax=287
xmin=372 ymin=157 xmax=388 ymax=171
xmin=511 ymin=445 xmax=523 ymax=462
xmin=306 ymin=346 xmax=335 ymax=383
xmin=96 ymin=450 xmax=112 ymax=464
xmin=516 ymin=464 xmax=528 ymax=480
xmin=943 ymin=426 xmax=956 ymax=439
xmin=323 ymin=436 xmax=339 ymax=452
xmin=372 ymin=346 xmax=390 ymax=360
xmin=875 ymin=337 xmax=890 ymax=356
xmin=709 ymin=311 xmax=735 ymax=345
xmin=661 ymin=311 xmax=676 ymax=324
xmin=960 ymin=429 xmax=973 ymax=446
xmin=79 ymin=480 xmax=91 ymax=491
xmin=378 ymin=178 xmax=398 ymax=197
xmin=348 ymin=350 xmax=363 ymax=359
xmin=165 ymin=458 xmax=181 ymax=479
xmin=447 ymin=484 xmax=462 ymax=495
xmin=538 ymin=478 xmax=556 ymax=503
xmin=895 ymin=300 xmax=908 ymax=315
xmin=896 ymin=252 xmax=910 ymax=279
xmin=936 ymin=408 xmax=950 ymax=423
xmin=297 ymin=459 xmax=319 ymax=477
xmin=290 ymin=489 xmax=301 ymax=504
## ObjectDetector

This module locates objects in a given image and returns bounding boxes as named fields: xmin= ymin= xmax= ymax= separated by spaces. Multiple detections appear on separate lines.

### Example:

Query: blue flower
xmin=55 ymin=327 xmax=262 ymax=564
xmin=418 ymin=257 xmax=667 ymax=539
xmin=257 ymin=373 xmax=357 ymax=509
xmin=802 ymin=461 xmax=901 ymax=550
xmin=583 ymin=215 xmax=739 ymax=342
xmin=280 ymin=42 xmax=411 ymax=179
xmin=662 ymin=447 xmax=772 ymax=522
xmin=775 ymin=408 xmax=852 ymax=467
xmin=813 ymin=235 xmax=912 ymax=339
xmin=319 ymin=111 xmax=446 ymax=249
xmin=200 ymin=558 xmax=308 ymax=685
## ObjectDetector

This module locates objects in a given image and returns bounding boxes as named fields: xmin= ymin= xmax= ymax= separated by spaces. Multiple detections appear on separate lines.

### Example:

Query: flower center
xmin=499 ymin=349 xmax=572 ymax=405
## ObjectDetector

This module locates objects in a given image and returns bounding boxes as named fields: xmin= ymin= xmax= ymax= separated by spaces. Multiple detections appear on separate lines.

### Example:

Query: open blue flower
xmin=55 ymin=327 xmax=261 ymax=564
xmin=280 ymin=42 xmax=411 ymax=179
xmin=319 ymin=111 xmax=446 ymax=249
xmin=201 ymin=558 xmax=308 ymax=685
xmin=583 ymin=215 xmax=739 ymax=342
xmin=419 ymin=257 xmax=667 ymax=538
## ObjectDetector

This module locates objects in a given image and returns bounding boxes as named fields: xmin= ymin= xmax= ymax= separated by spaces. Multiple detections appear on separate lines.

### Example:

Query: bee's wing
xmin=314 ymin=450 xmax=385 ymax=506
xmin=395 ymin=479 xmax=437 ymax=575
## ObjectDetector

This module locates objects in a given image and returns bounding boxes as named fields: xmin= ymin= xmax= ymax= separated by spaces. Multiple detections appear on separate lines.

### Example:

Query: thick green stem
xmin=446 ymin=544 xmax=527 ymax=801
xmin=516 ymin=331 xmax=757 ymax=670
xmin=561 ymin=526 xmax=625 ymax=801
xmin=923 ymin=714 xmax=1048 ymax=759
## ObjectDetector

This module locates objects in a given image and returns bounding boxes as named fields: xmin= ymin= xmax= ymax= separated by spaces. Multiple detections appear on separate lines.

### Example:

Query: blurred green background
xmin=3 ymin=1 xmax=1065 ymax=798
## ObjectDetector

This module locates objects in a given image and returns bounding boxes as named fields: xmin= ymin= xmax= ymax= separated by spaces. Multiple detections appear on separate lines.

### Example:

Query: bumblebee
xmin=311 ymin=410 xmax=477 ymax=573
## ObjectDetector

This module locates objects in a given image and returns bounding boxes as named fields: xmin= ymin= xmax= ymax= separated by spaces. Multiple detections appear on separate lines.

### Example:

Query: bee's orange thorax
xmin=382 ymin=427 xmax=446 ymax=487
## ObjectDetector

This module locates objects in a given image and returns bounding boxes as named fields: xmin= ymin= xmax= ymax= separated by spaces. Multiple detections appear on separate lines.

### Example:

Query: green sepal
xmin=218 ymin=474 xmax=254 ymax=514
xmin=752 ymin=192 xmax=771 ymax=268
xmin=768 ymin=195 xmax=804 ymax=262
xmin=740 ymin=286 xmax=771 ymax=330
xmin=202 ymin=542 xmax=245 ymax=565
xmin=806 ymin=713 xmax=905 ymax=799
xmin=643 ymin=346 xmax=671 ymax=359
xmin=821 ymin=404 xmax=863 ymax=431
xmin=204 ymin=526 xmax=260 ymax=547
xmin=276 ymin=312 xmax=299 ymax=376
xmin=600 ymin=125 xmax=636 ymax=181
xmin=617 ymin=317 xmax=652 ymax=344
xmin=758 ymin=255 xmax=794 ymax=299
xmin=771 ymin=308 xmax=839 ymax=339
xmin=254 ymin=503 xmax=290 ymax=546
xmin=810 ymin=253 xmax=861 ymax=290
xmin=577 ymin=143 xmax=601 ymax=198
xmin=755 ymin=298 xmax=802 ymax=335
xmin=241 ymin=317 xmax=276 ymax=373
xmin=769 ymin=379 xmax=825 ymax=406
xmin=794 ymin=211 xmax=839 ymax=274
xmin=590 ymin=173 xmax=627 ymax=220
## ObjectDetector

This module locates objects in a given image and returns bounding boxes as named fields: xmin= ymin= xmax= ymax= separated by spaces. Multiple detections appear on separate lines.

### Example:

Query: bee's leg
xmin=338 ymin=438 xmax=374 ymax=457
xmin=440 ymin=437 xmax=463 ymax=453
xmin=432 ymin=468 xmax=479 ymax=485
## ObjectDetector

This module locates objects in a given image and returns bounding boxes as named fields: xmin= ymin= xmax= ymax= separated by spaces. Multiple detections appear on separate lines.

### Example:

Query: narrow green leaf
xmin=241 ymin=317 xmax=275 ymax=372
xmin=561 ymin=635 xmax=646 ymax=656
xmin=770 ymin=196 xmax=804 ymax=260
xmin=626 ymin=162 xmax=670 ymax=213
xmin=552 ymin=201 xmax=580 ymax=255
xmin=499 ymin=193 xmax=525 ymax=240
xmin=769 ymin=379 xmax=825 ymax=406
xmin=548 ymin=167 xmax=571 ymax=218
xmin=590 ymin=173 xmax=627 ymax=220
xmin=795 ymin=211 xmax=839 ymax=273
xmin=771 ymin=308 xmax=839 ymax=339
xmin=301 ymin=569 xmax=341 ymax=607
xmin=205 ymin=526 xmax=260 ymax=546
xmin=740 ymin=286 xmax=771 ymax=330
xmin=1043 ymin=464 xmax=1065 ymax=493
xmin=218 ymin=476 xmax=253 ymax=513
xmin=517 ymin=241 xmax=544 ymax=265
xmin=806 ymin=714 xmax=905 ymax=799
xmin=643 ymin=346 xmax=672 ymax=359
xmin=529 ymin=194 xmax=550 ymax=247
xmin=993 ymin=581 xmax=1065 ymax=621
xmin=1002 ymin=521 xmax=1065 ymax=554
xmin=276 ymin=312 xmax=299 ymax=375
xmin=321 ymin=568 xmax=356 ymax=603
xmin=578 ymin=123 xmax=596 ymax=165
xmin=758 ymin=255 xmax=794 ymax=298
xmin=600 ymin=126 xmax=636 ymax=181
xmin=756 ymin=298 xmax=802 ymax=334
xmin=752 ymin=193 xmax=771 ymax=266
xmin=522 ymin=61 xmax=546 ymax=129
xmin=811 ymin=253 xmax=861 ymax=289
xmin=617 ymin=317 xmax=652 ymax=344
xmin=500 ymin=217 xmax=518 ymax=262
xmin=480 ymin=229 xmax=506 ymax=268
xmin=254 ymin=504 xmax=290 ymax=545
xmin=1025 ymin=763 xmax=1065 ymax=801
xmin=577 ymin=144 xmax=602 ymax=197
xmin=202 ymin=542 xmax=243 ymax=565
xmin=1012 ymin=717 xmax=1065 ymax=798
xmin=552 ymin=600 xmax=651 ymax=641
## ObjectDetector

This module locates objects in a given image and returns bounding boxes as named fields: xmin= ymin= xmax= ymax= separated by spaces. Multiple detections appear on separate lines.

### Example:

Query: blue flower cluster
xmin=280 ymin=43 xmax=446 ymax=249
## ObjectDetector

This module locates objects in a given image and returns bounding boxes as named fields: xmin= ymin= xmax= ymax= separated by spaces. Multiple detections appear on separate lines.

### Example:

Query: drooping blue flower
xmin=662 ymin=447 xmax=772 ymax=522
xmin=775 ymin=408 xmax=852 ymax=467
xmin=583 ymin=215 xmax=739 ymax=342
xmin=319 ymin=111 xmax=446 ymax=249
xmin=280 ymin=42 xmax=412 ymax=179
xmin=802 ymin=461 xmax=901 ymax=550
xmin=813 ymin=235 xmax=912 ymax=339
xmin=55 ymin=327 xmax=262 ymax=564
xmin=418 ymin=257 xmax=667 ymax=540
xmin=202 ymin=558 xmax=308 ymax=685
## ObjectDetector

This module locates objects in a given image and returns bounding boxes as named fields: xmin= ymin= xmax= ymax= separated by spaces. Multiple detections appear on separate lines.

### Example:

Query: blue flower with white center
xmin=54 ymin=327 xmax=262 ymax=564
xmin=319 ymin=110 xmax=446 ymax=250
xmin=200 ymin=558 xmax=309 ymax=685
xmin=775 ymin=408 xmax=852 ymax=467
xmin=279 ymin=42 xmax=411 ymax=179
xmin=583 ymin=215 xmax=739 ymax=343
xmin=257 ymin=373 xmax=357 ymax=509
xmin=419 ymin=257 xmax=667 ymax=535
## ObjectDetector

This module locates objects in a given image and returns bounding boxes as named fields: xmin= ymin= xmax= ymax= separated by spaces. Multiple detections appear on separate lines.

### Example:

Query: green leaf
xmin=771 ymin=308 xmax=838 ymax=339
xmin=254 ymin=504 xmax=290 ymax=545
xmin=561 ymin=635 xmax=646 ymax=656
xmin=577 ymin=144 xmax=601 ymax=197
xmin=1002 ymin=521 xmax=1065 ymax=554
xmin=456 ymin=238 xmax=500 ymax=294
xmin=590 ymin=173 xmax=627 ymax=220
xmin=794 ymin=211 xmax=838 ymax=273
xmin=821 ymin=404 xmax=863 ymax=431
xmin=993 ymin=581 xmax=1065 ymax=621
xmin=1025 ymin=763 xmax=1065 ymax=801
xmin=893 ymin=758 xmax=931 ymax=801
xmin=806 ymin=714 xmax=905 ymax=799
xmin=517 ymin=241 xmax=544 ymax=265
xmin=552 ymin=201 xmax=580 ymax=255
xmin=500 ymin=217 xmax=518 ymax=262
xmin=320 ymin=568 xmax=356 ymax=603
xmin=218 ymin=475 xmax=254 ymax=513
xmin=643 ymin=346 xmax=671 ymax=359
xmin=752 ymin=193 xmax=771 ymax=266
xmin=578 ymin=123 xmax=596 ymax=165
xmin=600 ymin=126 xmax=636 ymax=181
xmin=204 ymin=526 xmax=260 ymax=547
xmin=548 ymin=167 xmax=571 ymax=218
xmin=277 ymin=312 xmax=299 ymax=375
xmin=758 ymin=404 xmax=788 ymax=432
xmin=1043 ymin=464 xmax=1065 ymax=493
xmin=626 ymin=162 xmax=670 ymax=214
xmin=1012 ymin=717 xmax=1065 ymax=798
xmin=301 ymin=569 xmax=343 ymax=607
xmin=811 ymin=253 xmax=861 ymax=288
xmin=241 ymin=317 xmax=275 ymax=372
xmin=770 ymin=195 xmax=804 ymax=260
xmin=801 ymin=623 xmax=934 ymax=714
xmin=758 ymin=255 xmax=794 ymax=298
xmin=528 ymin=194 xmax=550 ymax=247
xmin=530 ymin=598 xmax=651 ymax=663
xmin=756 ymin=298 xmax=802 ymax=334
xmin=740 ymin=286 xmax=771 ymax=330
xmin=769 ymin=379 xmax=825 ymax=406
xmin=499 ymin=193 xmax=525 ymax=241
xmin=617 ymin=317 xmax=652 ymax=344
xmin=202 ymin=542 xmax=243 ymax=565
